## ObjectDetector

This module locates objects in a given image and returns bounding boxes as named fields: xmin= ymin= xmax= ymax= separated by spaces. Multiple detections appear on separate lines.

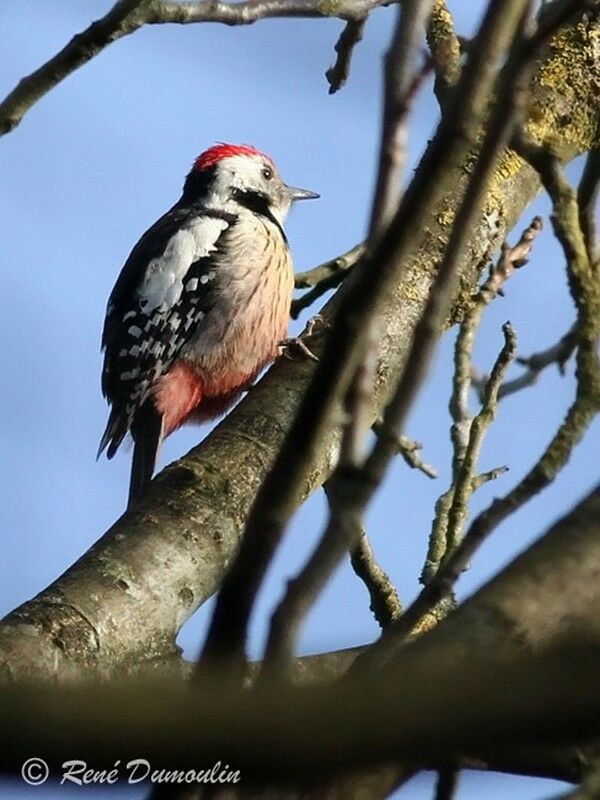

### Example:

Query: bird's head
xmin=183 ymin=143 xmax=319 ymax=225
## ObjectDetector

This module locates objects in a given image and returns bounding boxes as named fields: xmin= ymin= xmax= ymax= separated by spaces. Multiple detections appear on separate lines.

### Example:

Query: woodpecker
xmin=98 ymin=143 xmax=318 ymax=505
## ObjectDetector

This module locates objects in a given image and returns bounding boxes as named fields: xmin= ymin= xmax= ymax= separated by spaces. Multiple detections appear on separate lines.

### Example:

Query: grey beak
xmin=287 ymin=185 xmax=320 ymax=201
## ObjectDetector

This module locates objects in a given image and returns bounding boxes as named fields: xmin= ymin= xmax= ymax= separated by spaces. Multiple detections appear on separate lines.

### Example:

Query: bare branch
xmin=443 ymin=323 xmax=517 ymax=551
xmin=294 ymin=244 xmax=365 ymax=289
xmin=470 ymin=465 xmax=509 ymax=490
xmin=395 ymin=434 xmax=439 ymax=478
xmin=481 ymin=215 xmax=544 ymax=298
xmin=326 ymin=18 xmax=367 ymax=94
xmin=420 ymin=217 xmax=542 ymax=584
xmin=0 ymin=0 xmax=394 ymax=137
xmin=350 ymin=526 xmax=403 ymax=628
xmin=369 ymin=0 xmax=435 ymax=237
xmin=425 ymin=217 xmax=541 ymax=576
xmin=291 ymin=244 xmax=364 ymax=318
xmin=149 ymin=0 xmax=391 ymax=24
xmin=372 ymin=423 xmax=438 ymax=478
xmin=421 ymin=325 xmax=517 ymax=584
xmin=0 ymin=0 xmax=147 ymax=136
xmin=471 ymin=325 xmax=577 ymax=402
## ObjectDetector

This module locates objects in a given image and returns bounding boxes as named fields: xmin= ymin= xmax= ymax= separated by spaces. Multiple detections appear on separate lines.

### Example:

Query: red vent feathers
xmin=193 ymin=144 xmax=272 ymax=172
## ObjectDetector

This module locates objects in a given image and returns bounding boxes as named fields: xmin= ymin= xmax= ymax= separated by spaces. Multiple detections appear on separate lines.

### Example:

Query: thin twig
xmin=444 ymin=323 xmax=517 ymax=550
xmin=372 ymin=423 xmax=438 ymax=478
xmin=420 ymin=324 xmax=517 ymax=584
xmin=513 ymin=133 xmax=599 ymax=331
xmin=294 ymin=244 xmax=365 ymax=289
xmin=350 ymin=526 xmax=403 ymax=628
xmin=470 ymin=465 xmax=509 ymax=490
xmin=369 ymin=0 xmax=436 ymax=238
xmin=326 ymin=18 xmax=367 ymax=94
xmin=471 ymin=324 xmax=577 ymax=402
xmin=0 ymin=0 xmax=394 ymax=136
xmin=396 ymin=434 xmax=439 ymax=478
xmin=291 ymin=244 xmax=364 ymax=319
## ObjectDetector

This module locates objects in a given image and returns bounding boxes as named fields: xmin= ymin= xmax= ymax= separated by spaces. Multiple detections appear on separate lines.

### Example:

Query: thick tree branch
xmin=2 ymin=485 xmax=600 ymax=784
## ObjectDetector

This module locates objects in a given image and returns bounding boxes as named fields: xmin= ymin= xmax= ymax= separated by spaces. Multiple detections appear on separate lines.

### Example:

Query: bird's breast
xmin=181 ymin=216 xmax=294 ymax=397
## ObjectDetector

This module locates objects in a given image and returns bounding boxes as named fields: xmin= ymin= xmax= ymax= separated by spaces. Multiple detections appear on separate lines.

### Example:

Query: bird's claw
xmin=279 ymin=314 xmax=328 ymax=362
xmin=304 ymin=314 xmax=327 ymax=337
xmin=279 ymin=337 xmax=319 ymax=362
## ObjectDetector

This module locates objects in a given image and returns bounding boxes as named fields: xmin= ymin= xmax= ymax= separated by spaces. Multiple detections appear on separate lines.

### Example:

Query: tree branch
xmin=424 ymin=217 xmax=542 ymax=577
xmin=325 ymin=18 xmax=367 ymax=94
xmin=0 ymin=0 xmax=393 ymax=136
xmin=2 ymin=485 xmax=600 ymax=783
xmin=350 ymin=525 xmax=403 ymax=628
xmin=426 ymin=0 xmax=461 ymax=103
xmin=471 ymin=324 xmax=577 ymax=401
xmin=369 ymin=0 xmax=435 ymax=237
xmin=291 ymin=244 xmax=364 ymax=318
xmin=421 ymin=324 xmax=516 ymax=584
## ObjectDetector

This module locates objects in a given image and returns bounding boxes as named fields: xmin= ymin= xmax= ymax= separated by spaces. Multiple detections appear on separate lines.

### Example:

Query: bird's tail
xmin=128 ymin=402 xmax=164 ymax=508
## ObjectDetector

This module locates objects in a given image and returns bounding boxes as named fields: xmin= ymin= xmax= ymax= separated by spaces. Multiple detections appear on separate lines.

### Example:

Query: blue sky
xmin=1 ymin=2 xmax=597 ymax=798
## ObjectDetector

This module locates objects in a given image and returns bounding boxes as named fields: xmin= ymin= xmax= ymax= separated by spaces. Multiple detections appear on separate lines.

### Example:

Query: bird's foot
xmin=279 ymin=314 xmax=328 ymax=363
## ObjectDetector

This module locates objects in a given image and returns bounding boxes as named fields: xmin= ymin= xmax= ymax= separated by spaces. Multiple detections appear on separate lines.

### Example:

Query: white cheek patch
xmin=216 ymin=154 xmax=264 ymax=195
xmin=137 ymin=217 xmax=228 ymax=311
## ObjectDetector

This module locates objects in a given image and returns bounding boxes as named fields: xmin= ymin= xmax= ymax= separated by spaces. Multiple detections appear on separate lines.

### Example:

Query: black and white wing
xmin=98 ymin=205 xmax=234 ymax=460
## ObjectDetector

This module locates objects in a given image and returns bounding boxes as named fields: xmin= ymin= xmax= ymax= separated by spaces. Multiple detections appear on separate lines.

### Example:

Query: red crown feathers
xmin=193 ymin=143 xmax=273 ymax=172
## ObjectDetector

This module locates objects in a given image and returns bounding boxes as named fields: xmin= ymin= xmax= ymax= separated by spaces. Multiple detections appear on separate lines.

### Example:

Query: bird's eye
xmin=262 ymin=166 xmax=273 ymax=181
